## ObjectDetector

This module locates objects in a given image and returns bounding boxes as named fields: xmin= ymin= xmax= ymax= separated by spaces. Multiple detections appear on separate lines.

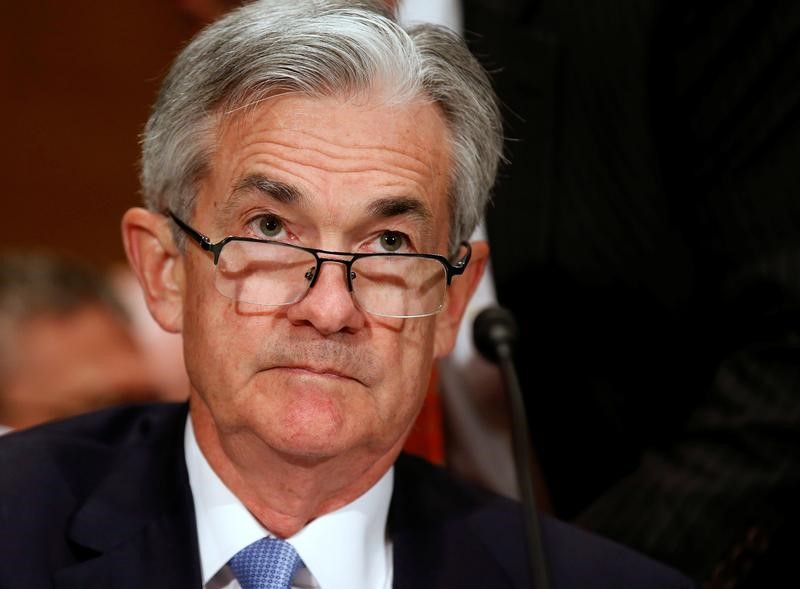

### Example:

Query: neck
xmin=190 ymin=395 xmax=403 ymax=538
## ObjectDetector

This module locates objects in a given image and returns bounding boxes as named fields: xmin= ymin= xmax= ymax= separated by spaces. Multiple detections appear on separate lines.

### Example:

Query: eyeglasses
xmin=168 ymin=212 xmax=471 ymax=318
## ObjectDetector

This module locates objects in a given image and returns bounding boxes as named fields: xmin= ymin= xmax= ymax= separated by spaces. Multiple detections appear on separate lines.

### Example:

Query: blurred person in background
xmin=0 ymin=251 xmax=158 ymax=430
xmin=459 ymin=1 xmax=800 ymax=587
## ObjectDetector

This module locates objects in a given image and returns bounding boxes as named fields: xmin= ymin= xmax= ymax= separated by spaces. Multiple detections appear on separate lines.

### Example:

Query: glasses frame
xmin=167 ymin=211 xmax=472 ymax=316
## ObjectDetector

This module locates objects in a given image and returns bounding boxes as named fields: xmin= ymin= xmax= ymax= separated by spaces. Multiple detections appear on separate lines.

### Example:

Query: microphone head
xmin=473 ymin=306 xmax=518 ymax=362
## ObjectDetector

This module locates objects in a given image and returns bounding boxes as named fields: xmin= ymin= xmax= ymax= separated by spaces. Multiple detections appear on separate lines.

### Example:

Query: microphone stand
xmin=474 ymin=307 xmax=550 ymax=589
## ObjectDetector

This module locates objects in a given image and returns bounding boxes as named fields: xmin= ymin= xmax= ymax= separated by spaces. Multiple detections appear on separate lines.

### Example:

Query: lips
xmin=256 ymin=339 xmax=381 ymax=386
xmin=280 ymin=364 xmax=358 ymax=382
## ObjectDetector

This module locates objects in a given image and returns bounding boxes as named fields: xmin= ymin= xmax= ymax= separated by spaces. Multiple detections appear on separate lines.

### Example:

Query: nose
xmin=285 ymin=258 xmax=365 ymax=334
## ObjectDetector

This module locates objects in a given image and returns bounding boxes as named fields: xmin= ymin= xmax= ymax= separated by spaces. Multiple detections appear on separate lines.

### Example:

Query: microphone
xmin=474 ymin=306 xmax=550 ymax=589
xmin=473 ymin=306 xmax=518 ymax=362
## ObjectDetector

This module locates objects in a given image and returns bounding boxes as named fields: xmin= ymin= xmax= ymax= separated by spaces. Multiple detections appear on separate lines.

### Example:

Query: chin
xmin=237 ymin=373 xmax=381 ymax=457
xmin=251 ymin=404 xmax=353 ymax=455
xmin=266 ymin=430 xmax=364 ymax=465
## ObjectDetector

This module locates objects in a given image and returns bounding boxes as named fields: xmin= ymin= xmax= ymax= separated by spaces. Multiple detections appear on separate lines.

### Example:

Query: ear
xmin=121 ymin=207 xmax=184 ymax=333
xmin=433 ymin=240 xmax=489 ymax=358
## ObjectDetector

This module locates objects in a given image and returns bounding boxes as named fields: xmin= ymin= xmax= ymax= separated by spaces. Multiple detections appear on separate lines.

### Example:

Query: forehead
xmin=197 ymin=93 xmax=453 ymax=247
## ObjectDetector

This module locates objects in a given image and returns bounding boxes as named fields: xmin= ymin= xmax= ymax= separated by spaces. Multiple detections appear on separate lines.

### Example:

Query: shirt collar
xmin=185 ymin=416 xmax=393 ymax=589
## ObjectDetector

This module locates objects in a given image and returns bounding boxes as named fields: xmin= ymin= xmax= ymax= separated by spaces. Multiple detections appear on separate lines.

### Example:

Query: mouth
xmin=256 ymin=340 xmax=379 ymax=387
xmin=276 ymin=365 xmax=363 ymax=384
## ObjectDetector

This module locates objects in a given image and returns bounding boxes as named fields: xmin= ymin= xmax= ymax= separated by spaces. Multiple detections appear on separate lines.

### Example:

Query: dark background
xmin=0 ymin=1 xmax=207 ymax=266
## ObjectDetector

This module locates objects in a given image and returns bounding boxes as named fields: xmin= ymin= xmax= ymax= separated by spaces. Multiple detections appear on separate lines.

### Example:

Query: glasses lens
xmin=352 ymin=255 xmax=447 ymax=317
xmin=214 ymin=240 xmax=316 ymax=306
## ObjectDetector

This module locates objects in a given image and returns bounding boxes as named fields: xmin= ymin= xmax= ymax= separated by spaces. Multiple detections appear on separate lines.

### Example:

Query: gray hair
xmin=140 ymin=0 xmax=502 ymax=250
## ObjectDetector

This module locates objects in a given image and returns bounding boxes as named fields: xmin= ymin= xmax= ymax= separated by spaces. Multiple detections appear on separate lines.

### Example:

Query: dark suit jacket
xmin=0 ymin=403 xmax=693 ymax=588
xmin=463 ymin=0 xmax=800 ymax=585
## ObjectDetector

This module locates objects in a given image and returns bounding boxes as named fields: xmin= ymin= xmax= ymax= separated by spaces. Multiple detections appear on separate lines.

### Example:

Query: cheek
xmin=182 ymin=284 xmax=250 ymax=400
xmin=374 ymin=317 xmax=437 ymax=420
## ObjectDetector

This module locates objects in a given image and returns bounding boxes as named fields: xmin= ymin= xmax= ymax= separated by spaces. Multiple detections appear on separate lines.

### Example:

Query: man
xmin=0 ymin=2 xmax=692 ymax=587
xmin=0 ymin=251 xmax=156 ymax=430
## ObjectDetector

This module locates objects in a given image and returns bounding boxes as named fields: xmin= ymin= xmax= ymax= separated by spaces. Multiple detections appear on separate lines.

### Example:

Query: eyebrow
xmin=225 ymin=173 xmax=434 ymax=239
xmin=366 ymin=196 xmax=432 ymax=225
xmin=231 ymin=174 xmax=305 ymax=205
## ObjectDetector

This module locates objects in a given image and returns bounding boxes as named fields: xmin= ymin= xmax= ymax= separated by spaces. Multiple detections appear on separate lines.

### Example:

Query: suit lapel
xmin=389 ymin=454 xmax=523 ymax=588
xmin=53 ymin=405 xmax=201 ymax=589
xmin=52 ymin=512 xmax=201 ymax=589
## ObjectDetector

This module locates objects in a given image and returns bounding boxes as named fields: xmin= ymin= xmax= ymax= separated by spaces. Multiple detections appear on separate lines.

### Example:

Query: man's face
xmin=179 ymin=93 xmax=462 ymax=461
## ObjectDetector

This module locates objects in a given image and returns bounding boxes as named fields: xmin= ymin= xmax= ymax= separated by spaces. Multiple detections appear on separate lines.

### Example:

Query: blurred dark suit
xmin=463 ymin=0 xmax=800 ymax=585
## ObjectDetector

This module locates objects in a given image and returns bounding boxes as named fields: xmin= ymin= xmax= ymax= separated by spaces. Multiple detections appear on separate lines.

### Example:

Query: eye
xmin=255 ymin=214 xmax=284 ymax=239
xmin=379 ymin=231 xmax=405 ymax=252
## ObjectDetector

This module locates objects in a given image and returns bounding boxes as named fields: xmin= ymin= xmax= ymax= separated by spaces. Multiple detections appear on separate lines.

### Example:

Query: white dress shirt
xmin=184 ymin=419 xmax=394 ymax=589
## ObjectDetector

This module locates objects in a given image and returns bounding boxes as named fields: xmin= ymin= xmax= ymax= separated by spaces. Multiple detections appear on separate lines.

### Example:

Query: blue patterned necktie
xmin=229 ymin=537 xmax=303 ymax=589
